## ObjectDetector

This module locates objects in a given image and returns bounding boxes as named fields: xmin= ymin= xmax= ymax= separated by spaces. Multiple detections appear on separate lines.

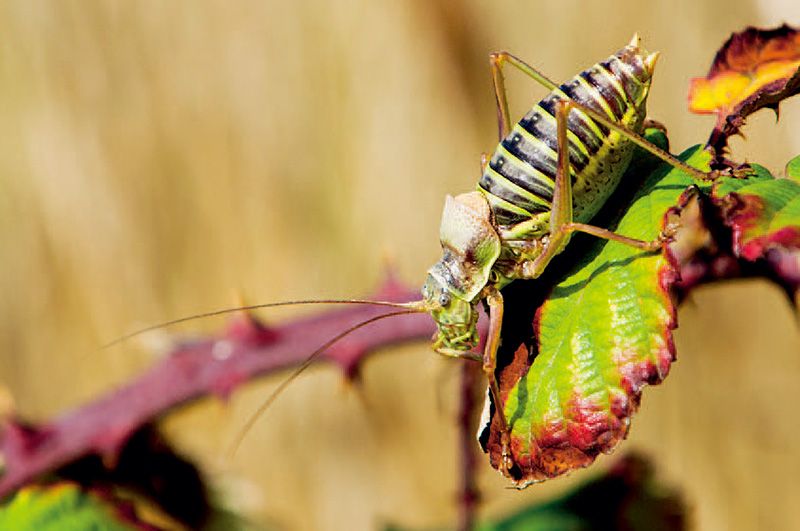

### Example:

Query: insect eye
xmin=422 ymin=285 xmax=430 ymax=298
xmin=439 ymin=292 xmax=451 ymax=307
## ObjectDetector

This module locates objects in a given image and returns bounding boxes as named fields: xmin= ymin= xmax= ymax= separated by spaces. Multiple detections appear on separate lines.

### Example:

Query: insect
xmin=110 ymin=35 xmax=714 ymax=471
xmin=415 ymin=34 xmax=713 ymax=472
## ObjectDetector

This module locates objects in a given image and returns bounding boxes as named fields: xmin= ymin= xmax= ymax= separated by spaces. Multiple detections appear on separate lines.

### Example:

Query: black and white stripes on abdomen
xmin=477 ymin=55 xmax=644 ymax=227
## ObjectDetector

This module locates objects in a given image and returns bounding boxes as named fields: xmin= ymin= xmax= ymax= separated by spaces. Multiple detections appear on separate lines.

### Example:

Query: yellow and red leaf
xmin=688 ymin=25 xmax=800 ymax=162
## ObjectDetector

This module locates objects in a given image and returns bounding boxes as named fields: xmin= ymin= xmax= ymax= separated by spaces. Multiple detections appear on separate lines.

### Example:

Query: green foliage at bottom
xmin=0 ymin=483 xmax=139 ymax=531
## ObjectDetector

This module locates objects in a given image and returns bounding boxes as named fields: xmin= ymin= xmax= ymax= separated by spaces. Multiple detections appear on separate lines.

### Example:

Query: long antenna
xmin=103 ymin=299 xmax=425 ymax=349
xmin=227 ymin=308 xmax=421 ymax=456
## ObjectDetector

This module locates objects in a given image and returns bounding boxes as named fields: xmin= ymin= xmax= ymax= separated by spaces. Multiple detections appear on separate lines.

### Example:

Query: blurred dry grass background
xmin=0 ymin=1 xmax=799 ymax=529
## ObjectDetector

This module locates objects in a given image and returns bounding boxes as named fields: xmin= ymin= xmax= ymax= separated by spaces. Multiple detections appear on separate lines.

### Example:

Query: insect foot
xmin=704 ymin=163 xmax=751 ymax=182
xmin=730 ymin=163 xmax=753 ymax=179
xmin=499 ymin=430 xmax=514 ymax=475
xmin=658 ymin=220 xmax=682 ymax=247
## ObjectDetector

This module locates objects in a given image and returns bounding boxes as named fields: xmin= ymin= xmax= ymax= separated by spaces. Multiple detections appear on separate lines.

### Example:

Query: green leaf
xmin=0 ymin=483 xmax=142 ymax=531
xmin=484 ymin=145 xmax=711 ymax=485
xmin=714 ymin=168 xmax=800 ymax=260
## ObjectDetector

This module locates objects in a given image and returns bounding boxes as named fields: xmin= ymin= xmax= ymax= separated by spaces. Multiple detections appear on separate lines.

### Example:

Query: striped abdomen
xmin=478 ymin=42 xmax=656 ymax=240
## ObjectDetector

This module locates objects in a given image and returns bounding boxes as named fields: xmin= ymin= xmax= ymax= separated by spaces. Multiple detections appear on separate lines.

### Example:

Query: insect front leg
xmin=430 ymin=289 xmax=514 ymax=473
xmin=489 ymin=52 xmax=559 ymax=140
xmin=482 ymin=289 xmax=514 ymax=473
xmin=519 ymin=100 xmax=676 ymax=279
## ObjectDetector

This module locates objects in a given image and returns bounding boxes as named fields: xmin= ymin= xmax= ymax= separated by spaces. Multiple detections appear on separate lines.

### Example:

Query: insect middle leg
xmin=560 ymin=98 xmax=718 ymax=182
xmin=521 ymin=99 xmax=677 ymax=280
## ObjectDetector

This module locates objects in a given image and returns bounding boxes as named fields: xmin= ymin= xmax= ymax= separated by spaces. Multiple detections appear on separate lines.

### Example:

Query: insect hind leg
xmin=490 ymin=51 xmax=559 ymax=140
xmin=563 ymin=98 xmax=718 ymax=182
xmin=489 ymin=51 xmax=722 ymax=182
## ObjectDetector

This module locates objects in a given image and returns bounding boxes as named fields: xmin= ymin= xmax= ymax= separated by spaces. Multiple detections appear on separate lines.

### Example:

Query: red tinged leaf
xmin=483 ymin=148 xmax=800 ymax=486
xmin=688 ymin=25 xmax=800 ymax=162
xmin=728 ymin=196 xmax=800 ymax=260
xmin=480 ymin=146 xmax=709 ymax=486
xmin=712 ymin=169 xmax=800 ymax=298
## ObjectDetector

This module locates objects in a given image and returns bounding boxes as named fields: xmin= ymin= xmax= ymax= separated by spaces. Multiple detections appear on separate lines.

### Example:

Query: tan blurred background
xmin=1 ymin=1 xmax=799 ymax=529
